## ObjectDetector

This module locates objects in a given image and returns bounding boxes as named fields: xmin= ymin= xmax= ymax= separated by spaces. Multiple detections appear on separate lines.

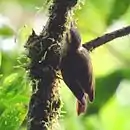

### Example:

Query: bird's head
xmin=66 ymin=24 xmax=81 ymax=51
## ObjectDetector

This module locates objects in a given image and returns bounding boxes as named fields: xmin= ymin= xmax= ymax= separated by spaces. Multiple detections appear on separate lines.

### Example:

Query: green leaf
xmin=89 ymin=0 xmax=114 ymax=18
xmin=17 ymin=25 xmax=32 ymax=45
xmin=8 ymin=95 xmax=29 ymax=105
xmin=0 ymin=100 xmax=7 ymax=116
xmin=100 ymin=97 xmax=130 ymax=130
xmin=17 ymin=0 xmax=51 ymax=10
xmin=0 ymin=52 xmax=1 ymax=67
xmin=0 ymin=72 xmax=28 ymax=99
xmin=107 ymin=0 xmax=130 ymax=25
xmin=0 ymin=52 xmax=20 ymax=76
xmin=0 ymin=26 xmax=14 ymax=37
xmin=87 ymin=68 xmax=130 ymax=115
xmin=0 ymin=104 xmax=27 ymax=130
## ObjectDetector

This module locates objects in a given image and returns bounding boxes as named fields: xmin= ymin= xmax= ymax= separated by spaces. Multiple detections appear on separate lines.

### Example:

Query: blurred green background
xmin=0 ymin=0 xmax=130 ymax=130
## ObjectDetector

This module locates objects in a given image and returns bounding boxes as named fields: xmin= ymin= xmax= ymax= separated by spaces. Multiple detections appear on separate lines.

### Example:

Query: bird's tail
xmin=76 ymin=94 xmax=87 ymax=116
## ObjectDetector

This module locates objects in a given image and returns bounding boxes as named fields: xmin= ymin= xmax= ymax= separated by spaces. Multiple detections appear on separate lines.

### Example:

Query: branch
xmin=83 ymin=25 xmax=130 ymax=51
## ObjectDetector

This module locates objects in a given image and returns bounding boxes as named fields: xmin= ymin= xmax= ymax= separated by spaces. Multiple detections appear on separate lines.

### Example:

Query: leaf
xmin=100 ymin=96 xmax=130 ymax=130
xmin=0 ymin=26 xmax=14 ymax=37
xmin=17 ymin=25 xmax=32 ymax=45
xmin=17 ymin=0 xmax=51 ymax=10
xmin=86 ymin=68 xmax=130 ymax=115
xmin=0 ymin=104 xmax=27 ymax=130
xmin=107 ymin=0 xmax=130 ymax=25
xmin=0 ymin=52 xmax=24 ymax=77
xmin=0 ymin=100 xmax=7 ymax=116
xmin=8 ymin=95 xmax=29 ymax=105
xmin=0 ymin=72 xmax=29 ymax=99
xmin=89 ymin=0 xmax=114 ymax=18
xmin=0 ymin=52 xmax=1 ymax=67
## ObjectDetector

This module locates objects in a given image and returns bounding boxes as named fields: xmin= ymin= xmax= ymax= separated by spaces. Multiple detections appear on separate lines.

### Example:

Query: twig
xmin=83 ymin=26 xmax=130 ymax=51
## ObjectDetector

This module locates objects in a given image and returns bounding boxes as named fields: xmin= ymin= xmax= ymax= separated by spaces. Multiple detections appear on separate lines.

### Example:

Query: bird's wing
xmin=61 ymin=54 xmax=86 ymax=104
xmin=76 ymin=47 xmax=95 ymax=102
xmin=61 ymin=64 xmax=85 ymax=103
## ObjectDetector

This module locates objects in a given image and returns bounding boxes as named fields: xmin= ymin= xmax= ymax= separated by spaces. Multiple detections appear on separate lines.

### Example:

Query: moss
xmin=24 ymin=0 xmax=78 ymax=129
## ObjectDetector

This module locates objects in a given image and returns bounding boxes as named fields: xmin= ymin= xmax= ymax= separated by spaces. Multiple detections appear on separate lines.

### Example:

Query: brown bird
xmin=60 ymin=24 xmax=95 ymax=115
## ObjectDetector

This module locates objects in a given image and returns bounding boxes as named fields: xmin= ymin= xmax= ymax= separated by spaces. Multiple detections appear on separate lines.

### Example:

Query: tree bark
xmin=25 ymin=0 xmax=77 ymax=130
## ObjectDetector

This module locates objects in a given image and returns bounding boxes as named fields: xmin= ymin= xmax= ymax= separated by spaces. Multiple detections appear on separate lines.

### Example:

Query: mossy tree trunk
xmin=25 ymin=0 xmax=78 ymax=130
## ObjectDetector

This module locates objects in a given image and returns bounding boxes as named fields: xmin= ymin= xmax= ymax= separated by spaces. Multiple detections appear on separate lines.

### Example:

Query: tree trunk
xmin=25 ymin=0 xmax=78 ymax=129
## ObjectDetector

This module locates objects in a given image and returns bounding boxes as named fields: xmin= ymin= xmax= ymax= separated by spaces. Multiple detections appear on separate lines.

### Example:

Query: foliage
xmin=0 ymin=0 xmax=130 ymax=130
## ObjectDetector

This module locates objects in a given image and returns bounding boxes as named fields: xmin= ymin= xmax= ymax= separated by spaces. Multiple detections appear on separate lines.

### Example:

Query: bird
xmin=60 ymin=24 xmax=95 ymax=115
